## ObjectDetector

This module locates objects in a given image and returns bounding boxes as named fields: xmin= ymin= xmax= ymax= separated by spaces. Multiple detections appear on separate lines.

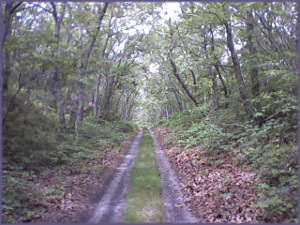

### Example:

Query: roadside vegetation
xmin=3 ymin=93 xmax=137 ymax=223
xmin=123 ymin=129 xmax=162 ymax=223
xmin=154 ymin=101 xmax=297 ymax=223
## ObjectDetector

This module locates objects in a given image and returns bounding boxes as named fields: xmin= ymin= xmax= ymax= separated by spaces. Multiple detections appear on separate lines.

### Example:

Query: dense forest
xmin=2 ymin=1 xmax=298 ymax=223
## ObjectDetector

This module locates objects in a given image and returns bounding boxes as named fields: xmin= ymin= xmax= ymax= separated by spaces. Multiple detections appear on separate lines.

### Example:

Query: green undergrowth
xmin=155 ymin=101 xmax=298 ymax=223
xmin=123 ymin=129 xmax=162 ymax=223
xmin=2 ymin=94 xmax=137 ymax=223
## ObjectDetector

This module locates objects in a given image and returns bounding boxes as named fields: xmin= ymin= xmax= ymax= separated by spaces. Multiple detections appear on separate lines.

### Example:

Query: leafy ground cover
xmin=153 ymin=104 xmax=298 ymax=223
xmin=2 ymin=95 xmax=137 ymax=223
xmin=123 ymin=129 xmax=162 ymax=223
xmin=153 ymin=127 xmax=263 ymax=223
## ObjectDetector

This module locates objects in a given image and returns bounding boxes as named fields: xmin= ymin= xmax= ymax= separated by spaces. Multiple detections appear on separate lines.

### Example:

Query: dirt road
xmin=149 ymin=128 xmax=202 ymax=223
xmin=89 ymin=127 xmax=202 ymax=223
xmin=89 ymin=128 xmax=143 ymax=223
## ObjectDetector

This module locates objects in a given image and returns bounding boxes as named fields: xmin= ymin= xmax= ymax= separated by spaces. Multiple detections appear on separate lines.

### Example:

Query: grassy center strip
xmin=123 ymin=128 xmax=162 ymax=223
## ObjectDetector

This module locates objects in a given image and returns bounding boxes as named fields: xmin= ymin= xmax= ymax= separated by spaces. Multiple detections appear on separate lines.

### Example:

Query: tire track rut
xmin=149 ymin=128 xmax=202 ymax=223
xmin=89 ymin=128 xmax=143 ymax=223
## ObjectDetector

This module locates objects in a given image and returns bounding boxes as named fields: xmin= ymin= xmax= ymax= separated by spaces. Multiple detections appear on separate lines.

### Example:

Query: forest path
xmin=149 ymin=128 xmax=203 ymax=223
xmin=88 ymin=128 xmax=143 ymax=223
xmin=89 ymin=127 xmax=203 ymax=223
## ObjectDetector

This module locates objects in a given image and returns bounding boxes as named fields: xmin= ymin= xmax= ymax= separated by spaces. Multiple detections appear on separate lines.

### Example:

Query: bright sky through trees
xmin=114 ymin=2 xmax=181 ymax=54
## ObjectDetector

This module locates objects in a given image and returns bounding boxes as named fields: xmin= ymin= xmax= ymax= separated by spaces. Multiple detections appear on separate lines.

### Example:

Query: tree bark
xmin=51 ymin=2 xmax=66 ymax=125
xmin=173 ymin=88 xmax=184 ymax=112
xmin=168 ymin=56 xmax=199 ymax=106
xmin=93 ymin=74 xmax=101 ymax=118
xmin=224 ymin=18 xmax=253 ymax=118
xmin=2 ymin=3 xmax=22 ymax=47
xmin=203 ymin=32 xmax=219 ymax=107
xmin=188 ymin=68 xmax=198 ymax=93
xmin=3 ymin=51 xmax=11 ymax=107
xmin=246 ymin=10 xmax=261 ymax=113
xmin=209 ymin=26 xmax=230 ymax=106
xmin=93 ymin=30 xmax=111 ymax=120
xmin=54 ymin=82 xmax=66 ymax=124
xmin=100 ymin=75 xmax=115 ymax=120
xmin=2 ymin=3 xmax=22 ymax=106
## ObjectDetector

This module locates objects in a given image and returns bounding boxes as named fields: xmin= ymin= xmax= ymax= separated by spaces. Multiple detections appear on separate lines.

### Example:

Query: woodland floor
xmin=32 ymin=133 xmax=137 ymax=223
xmin=30 ymin=126 xmax=264 ymax=223
xmin=152 ymin=127 xmax=264 ymax=223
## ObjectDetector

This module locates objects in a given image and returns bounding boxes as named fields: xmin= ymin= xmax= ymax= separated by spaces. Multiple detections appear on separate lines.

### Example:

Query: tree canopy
xmin=2 ymin=2 xmax=298 ymax=223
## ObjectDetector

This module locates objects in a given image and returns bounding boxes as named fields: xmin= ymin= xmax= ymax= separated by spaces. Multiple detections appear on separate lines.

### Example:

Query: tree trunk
xmin=188 ymin=68 xmax=198 ymax=93
xmin=2 ymin=3 xmax=22 ymax=106
xmin=75 ymin=80 xmax=85 ymax=122
xmin=3 ymin=51 xmax=11 ymax=106
xmin=224 ymin=18 xmax=253 ymax=118
xmin=203 ymin=32 xmax=219 ymax=107
xmin=211 ymin=69 xmax=219 ymax=107
xmin=168 ymin=56 xmax=199 ymax=106
xmin=173 ymin=88 xmax=183 ymax=111
xmin=93 ymin=74 xmax=101 ymax=118
xmin=2 ymin=3 xmax=22 ymax=47
xmin=75 ymin=2 xmax=109 ymax=124
xmin=247 ymin=10 xmax=261 ymax=114
xmin=209 ymin=26 xmax=230 ymax=107
xmin=69 ymin=108 xmax=76 ymax=128
xmin=51 ymin=2 xmax=66 ymax=125
xmin=122 ymin=91 xmax=133 ymax=120
xmin=54 ymin=82 xmax=66 ymax=125
xmin=100 ymin=75 xmax=115 ymax=120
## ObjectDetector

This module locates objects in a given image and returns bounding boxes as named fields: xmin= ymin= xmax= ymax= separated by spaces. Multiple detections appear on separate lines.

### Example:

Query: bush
xmin=113 ymin=120 xmax=136 ymax=133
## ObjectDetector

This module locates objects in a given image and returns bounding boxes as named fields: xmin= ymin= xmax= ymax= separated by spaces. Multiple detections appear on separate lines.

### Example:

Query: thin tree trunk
xmin=211 ymin=69 xmax=219 ymax=107
xmin=224 ymin=18 xmax=253 ymax=118
xmin=44 ymin=90 xmax=49 ymax=117
xmin=173 ymin=89 xmax=183 ymax=111
xmin=54 ymin=82 xmax=66 ymax=125
xmin=203 ymin=32 xmax=219 ymax=107
xmin=3 ymin=51 xmax=11 ymax=107
xmin=75 ymin=80 xmax=85 ymax=122
xmin=75 ymin=2 xmax=109 ymax=124
xmin=209 ymin=26 xmax=230 ymax=107
xmin=188 ymin=68 xmax=198 ymax=93
xmin=2 ymin=3 xmax=22 ymax=106
xmin=168 ymin=56 xmax=199 ymax=106
xmin=100 ymin=75 xmax=115 ymax=120
xmin=69 ymin=108 xmax=76 ymax=128
xmin=116 ymin=89 xmax=124 ymax=110
xmin=247 ymin=10 xmax=261 ymax=114
xmin=93 ymin=74 xmax=101 ymax=118
xmin=93 ymin=30 xmax=111 ymax=119
xmin=51 ymin=2 xmax=66 ymax=125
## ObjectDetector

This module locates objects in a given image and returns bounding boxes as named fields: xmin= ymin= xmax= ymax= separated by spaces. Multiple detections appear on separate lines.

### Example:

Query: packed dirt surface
xmin=152 ymin=127 xmax=263 ymax=223
xmin=89 ymin=128 xmax=143 ymax=223
xmin=149 ymin=128 xmax=203 ymax=223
